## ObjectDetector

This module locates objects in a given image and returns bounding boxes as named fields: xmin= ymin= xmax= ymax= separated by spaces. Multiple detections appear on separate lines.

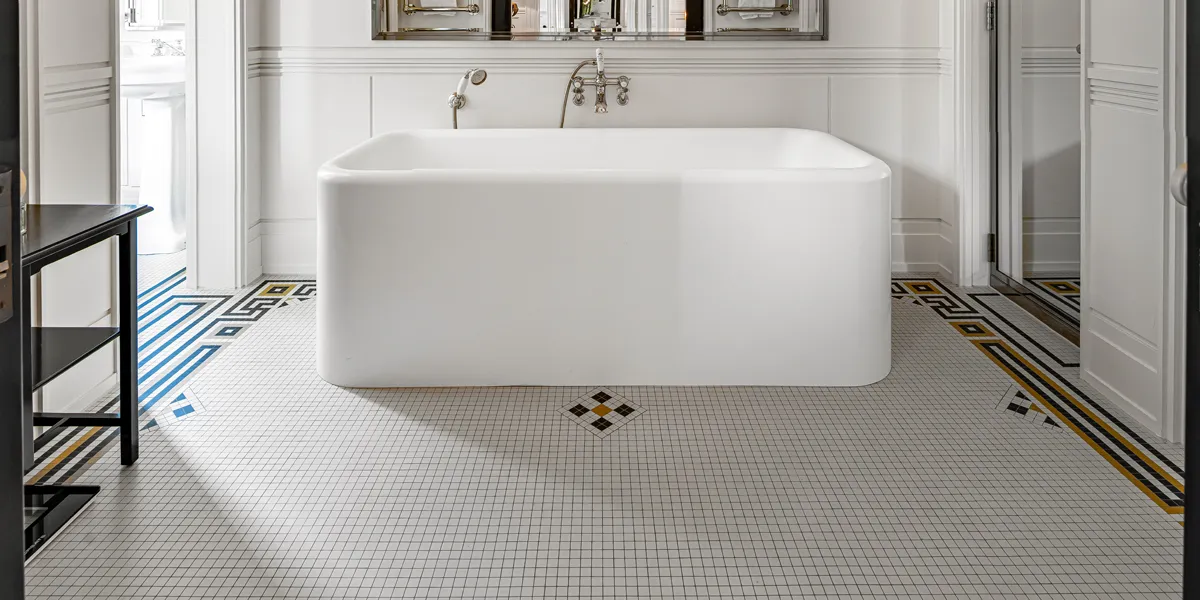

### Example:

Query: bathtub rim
xmin=319 ymin=128 xmax=893 ymax=182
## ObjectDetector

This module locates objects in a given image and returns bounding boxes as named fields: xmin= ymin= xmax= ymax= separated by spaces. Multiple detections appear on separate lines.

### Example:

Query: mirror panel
xmin=372 ymin=0 xmax=826 ymax=40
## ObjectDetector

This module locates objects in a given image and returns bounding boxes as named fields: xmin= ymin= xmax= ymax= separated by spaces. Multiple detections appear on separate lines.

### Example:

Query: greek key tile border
xmin=894 ymin=278 xmax=1184 ymax=515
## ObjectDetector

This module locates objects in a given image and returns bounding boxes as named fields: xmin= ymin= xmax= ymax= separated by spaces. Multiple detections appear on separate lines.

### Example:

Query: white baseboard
xmin=260 ymin=219 xmax=318 ymax=275
xmin=1023 ymin=218 xmax=1080 ymax=275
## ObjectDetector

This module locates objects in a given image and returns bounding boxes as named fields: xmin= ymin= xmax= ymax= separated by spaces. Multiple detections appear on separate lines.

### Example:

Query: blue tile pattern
xmin=26 ymin=268 xmax=316 ymax=485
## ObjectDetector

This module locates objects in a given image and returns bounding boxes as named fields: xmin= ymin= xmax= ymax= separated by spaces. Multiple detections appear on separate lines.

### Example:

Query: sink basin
xmin=121 ymin=57 xmax=185 ymax=99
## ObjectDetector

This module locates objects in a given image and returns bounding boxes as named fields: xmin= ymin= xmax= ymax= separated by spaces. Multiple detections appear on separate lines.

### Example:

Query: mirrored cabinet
xmin=373 ymin=0 xmax=826 ymax=40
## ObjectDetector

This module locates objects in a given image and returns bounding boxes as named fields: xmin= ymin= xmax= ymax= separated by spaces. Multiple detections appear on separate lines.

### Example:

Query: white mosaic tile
xmin=23 ymin=279 xmax=1185 ymax=599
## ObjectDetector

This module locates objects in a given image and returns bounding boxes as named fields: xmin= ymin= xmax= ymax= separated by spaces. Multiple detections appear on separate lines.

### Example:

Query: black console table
xmin=19 ymin=203 xmax=150 ymax=558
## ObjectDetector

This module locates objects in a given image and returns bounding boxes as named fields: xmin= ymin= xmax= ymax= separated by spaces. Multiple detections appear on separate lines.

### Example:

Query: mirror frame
xmin=371 ymin=0 xmax=827 ymax=41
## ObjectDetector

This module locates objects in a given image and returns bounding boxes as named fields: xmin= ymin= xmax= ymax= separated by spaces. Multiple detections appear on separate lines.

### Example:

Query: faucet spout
xmin=595 ymin=87 xmax=608 ymax=114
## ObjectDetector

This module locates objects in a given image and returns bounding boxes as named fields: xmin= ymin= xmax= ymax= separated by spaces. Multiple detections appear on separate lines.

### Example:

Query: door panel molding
xmin=1080 ymin=0 xmax=1187 ymax=441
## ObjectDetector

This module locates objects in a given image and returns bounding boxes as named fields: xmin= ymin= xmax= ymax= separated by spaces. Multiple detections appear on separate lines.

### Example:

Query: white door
xmin=1080 ymin=0 xmax=1187 ymax=440
xmin=24 ymin=0 xmax=122 ymax=413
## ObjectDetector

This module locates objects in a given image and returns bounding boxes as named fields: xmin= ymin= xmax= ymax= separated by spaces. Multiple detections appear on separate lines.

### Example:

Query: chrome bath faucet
xmin=566 ymin=49 xmax=629 ymax=118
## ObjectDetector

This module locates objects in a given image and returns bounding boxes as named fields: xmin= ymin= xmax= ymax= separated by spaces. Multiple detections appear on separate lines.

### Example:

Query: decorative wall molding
xmin=1022 ymin=217 xmax=1080 ymax=273
xmin=42 ymin=80 xmax=112 ymax=114
xmin=1021 ymin=49 xmax=1080 ymax=76
xmin=949 ymin=0 xmax=991 ymax=287
xmin=248 ymin=1 xmax=959 ymax=281
xmin=248 ymin=46 xmax=950 ymax=77
xmin=1088 ymin=80 xmax=1161 ymax=113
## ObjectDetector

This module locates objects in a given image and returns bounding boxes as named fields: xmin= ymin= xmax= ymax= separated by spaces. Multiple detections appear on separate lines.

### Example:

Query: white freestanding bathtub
xmin=318 ymin=129 xmax=891 ymax=387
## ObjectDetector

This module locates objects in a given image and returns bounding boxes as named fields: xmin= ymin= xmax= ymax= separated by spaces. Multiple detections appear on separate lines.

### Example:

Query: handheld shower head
xmin=450 ymin=68 xmax=489 ymax=128
xmin=456 ymin=69 xmax=488 ymax=97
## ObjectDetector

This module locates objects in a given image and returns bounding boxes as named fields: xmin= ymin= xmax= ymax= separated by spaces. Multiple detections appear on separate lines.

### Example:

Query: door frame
xmin=1 ymin=0 xmax=27 ymax=593
xmin=988 ymin=0 xmax=1188 ymax=442
xmin=1184 ymin=0 xmax=1198 ymax=579
xmin=24 ymin=0 xmax=254 ymax=292
xmin=987 ymin=0 xmax=1082 ymax=343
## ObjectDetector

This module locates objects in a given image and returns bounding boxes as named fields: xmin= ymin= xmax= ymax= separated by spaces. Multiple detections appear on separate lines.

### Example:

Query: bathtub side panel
xmin=318 ymin=167 xmax=891 ymax=387
xmin=676 ymin=171 xmax=892 ymax=386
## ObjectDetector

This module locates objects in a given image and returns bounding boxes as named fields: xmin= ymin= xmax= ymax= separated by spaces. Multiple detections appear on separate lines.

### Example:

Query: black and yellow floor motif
xmin=559 ymin=388 xmax=646 ymax=438
xmin=997 ymin=384 xmax=1062 ymax=430
xmin=1026 ymin=275 xmax=1081 ymax=323
xmin=894 ymin=278 xmax=1184 ymax=516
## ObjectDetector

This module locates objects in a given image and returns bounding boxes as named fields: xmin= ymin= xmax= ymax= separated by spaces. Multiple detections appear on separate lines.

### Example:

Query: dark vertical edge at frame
xmin=684 ymin=0 xmax=703 ymax=38
xmin=1185 ymin=0 xmax=1200 ymax=595
xmin=988 ymin=0 xmax=999 ymax=271
xmin=0 ymin=0 xmax=26 ymax=595
xmin=490 ymin=0 xmax=512 ymax=39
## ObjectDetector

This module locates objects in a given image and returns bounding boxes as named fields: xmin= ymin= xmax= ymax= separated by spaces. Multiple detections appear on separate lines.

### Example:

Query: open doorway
xmin=119 ymin=0 xmax=189 ymax=289
xmin=992 ymin=0 xmax=1189 ymax=443
xmin=990 ymin=0 xmax=1082 ymax=342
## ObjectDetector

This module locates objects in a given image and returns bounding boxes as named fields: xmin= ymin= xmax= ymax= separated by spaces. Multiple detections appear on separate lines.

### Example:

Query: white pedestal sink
xmin=122 ymin=58 xmax=186 ymax=255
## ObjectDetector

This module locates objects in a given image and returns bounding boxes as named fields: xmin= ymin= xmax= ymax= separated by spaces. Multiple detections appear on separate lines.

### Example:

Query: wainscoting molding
xmin=253 ymin=47 xmax=956 ymax=276
xmin=1022 ymin=217 xmax=1080 ymax=274
xmin=248 ymin=46 xmax=950 ymax=77
xmin=1021 ymin=49 xmax=1082 ymax=77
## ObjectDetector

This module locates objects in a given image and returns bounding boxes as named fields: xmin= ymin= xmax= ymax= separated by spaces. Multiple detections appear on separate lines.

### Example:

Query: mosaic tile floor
xmin=1025 ymin=275 xmax=1082 ymax=324
xmin=25 ymin=256 xmax=316 ymax=487
xmin=24 ymin=274 xmax=1184 ymax=599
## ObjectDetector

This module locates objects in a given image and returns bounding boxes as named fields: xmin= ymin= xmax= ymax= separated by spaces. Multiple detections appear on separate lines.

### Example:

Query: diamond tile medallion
xmin=559 ymin=387 xmax=645 ymax=438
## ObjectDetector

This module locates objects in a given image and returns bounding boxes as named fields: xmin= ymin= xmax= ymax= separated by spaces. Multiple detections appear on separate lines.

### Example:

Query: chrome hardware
xmin=716 ymin=2 xmax=791 ymax=16
xmin=572 ymin=77 xmax=586 ymax=106
xmin=401 ymin=27 xmax=481 ymax=32
xmin=151 ymin=39 xmax=185 ymax=57
xmin=1171 ymin=164 xmax=1188 ymax=207
xmin=559 ymin=49 xmax=629 ymax=125
xmin=403 ymin=2 xmax=480 ymax=13
xmin=716 ymin=27 xmax=798 ymax=32
xmin=449 ymin=68 xmax=488 ymax=129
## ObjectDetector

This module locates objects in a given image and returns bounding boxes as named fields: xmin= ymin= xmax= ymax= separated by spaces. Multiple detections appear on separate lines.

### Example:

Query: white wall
xmin=26 ymin=0 xmax=120 ymax=413
xmin=252 ymin=0 xmax=956 ymax=277
xmin=1019 ymin=0 xmax=1080 ymax=274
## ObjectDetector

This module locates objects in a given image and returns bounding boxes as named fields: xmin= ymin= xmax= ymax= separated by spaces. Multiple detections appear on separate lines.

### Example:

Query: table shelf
xmin=29 ymin=327 xmax=120 ymax=392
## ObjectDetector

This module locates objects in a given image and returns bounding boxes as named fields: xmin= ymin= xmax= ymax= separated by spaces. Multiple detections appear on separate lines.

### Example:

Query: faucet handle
xmin=595 ymin=48 xmax=604 ymax=73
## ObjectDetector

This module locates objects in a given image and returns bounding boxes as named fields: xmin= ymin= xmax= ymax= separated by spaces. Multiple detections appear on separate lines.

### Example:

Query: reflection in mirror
xmin=124 ymin=0 xmax=187 ymax=30
xmin=373 ymin=0 xmax=826 ymax=40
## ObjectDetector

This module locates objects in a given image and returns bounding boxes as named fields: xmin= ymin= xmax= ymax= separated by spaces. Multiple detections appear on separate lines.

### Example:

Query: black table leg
xmin=117 ymin=225 xmax=138 ymax=466
xmin=20 ymin=269 xmax=31 ymax=472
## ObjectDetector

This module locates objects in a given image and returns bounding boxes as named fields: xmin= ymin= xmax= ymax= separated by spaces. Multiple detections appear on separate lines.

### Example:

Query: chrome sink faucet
xmin=151 ymin=39 xmax=185 ymax=57
xmin=561 ymin=49 xmax=629 ymax=124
